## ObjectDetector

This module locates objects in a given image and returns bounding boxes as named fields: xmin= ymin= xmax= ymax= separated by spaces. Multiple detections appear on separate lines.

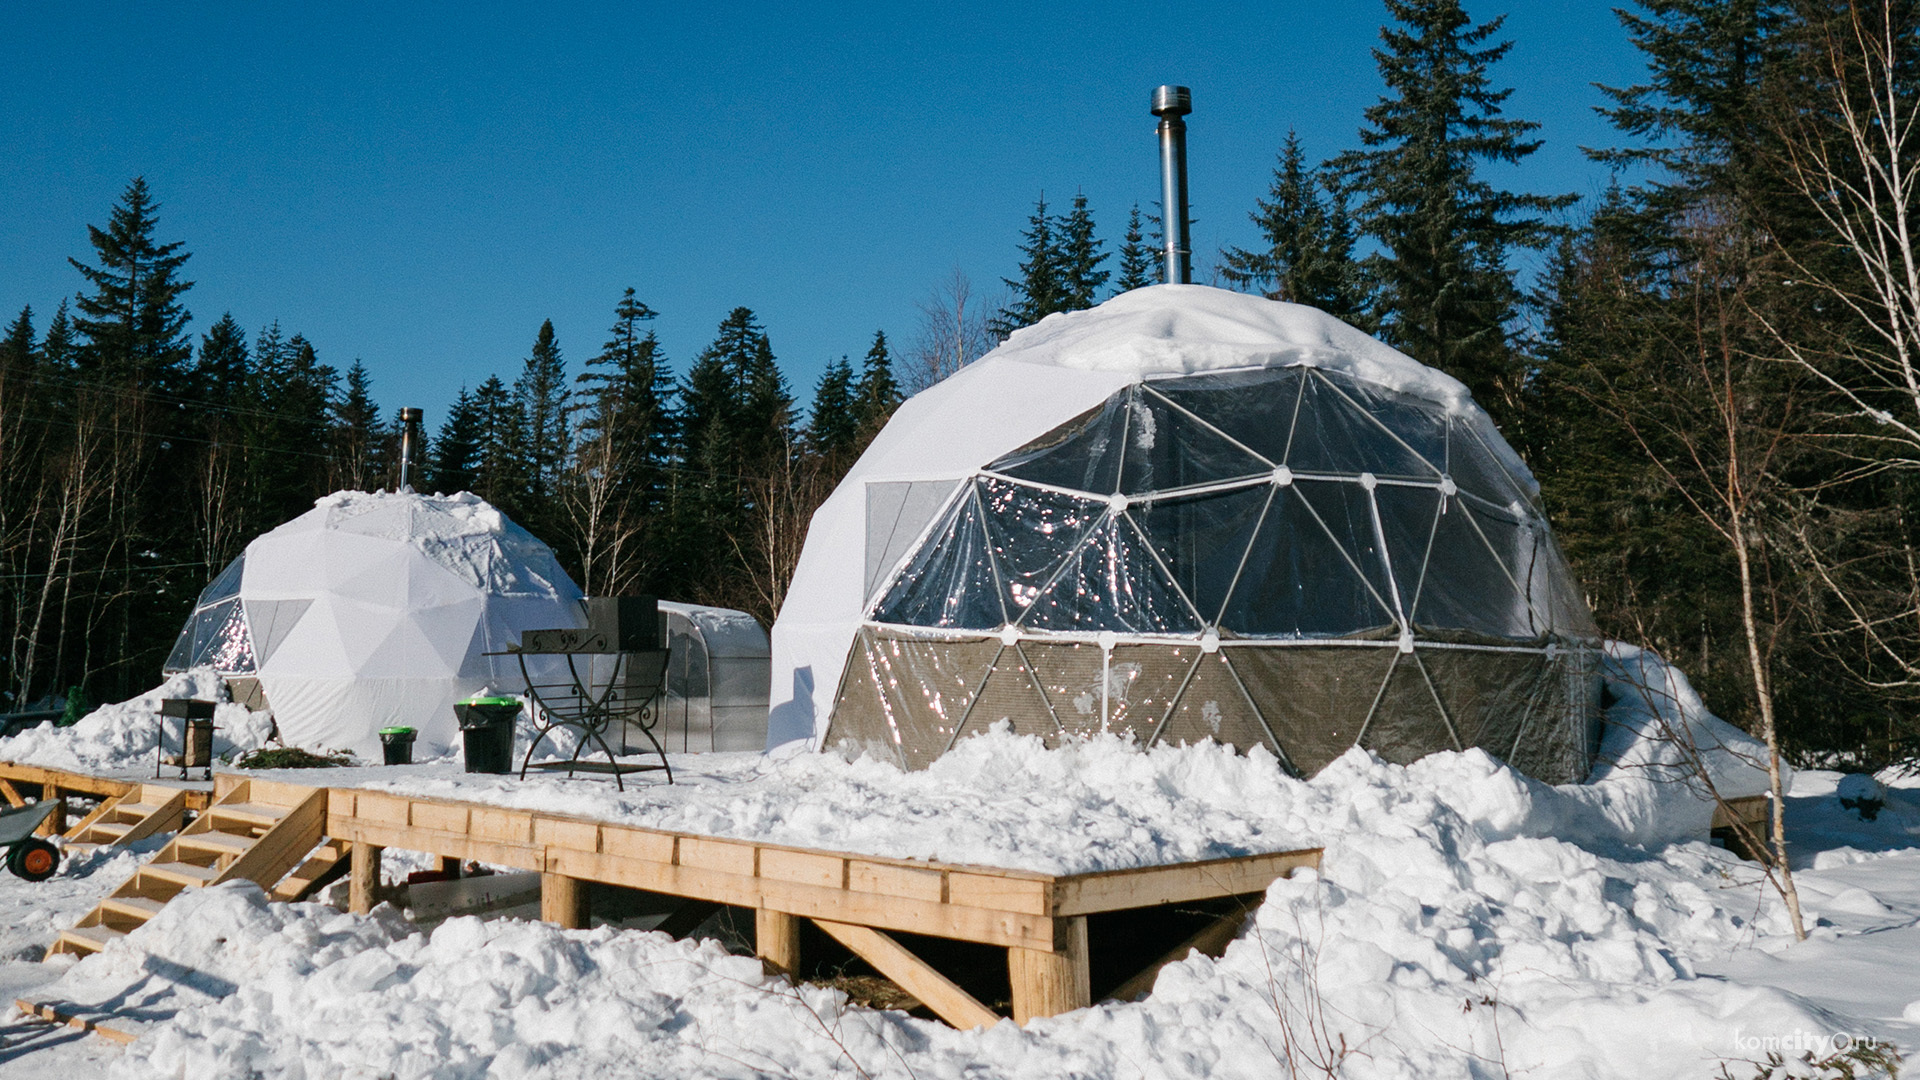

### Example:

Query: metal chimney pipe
xmin=1152 ymin=85 xmax=1192 ymax=285
xmin=397 ymin=407 xmax=423 ymax=492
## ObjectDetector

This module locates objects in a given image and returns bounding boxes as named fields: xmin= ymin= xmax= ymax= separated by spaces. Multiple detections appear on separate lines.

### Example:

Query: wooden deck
xmin=11 ymin=762 xmax=1318 ymax=1031
xmin=326 ymin=782 xmax=1320 ymax=1026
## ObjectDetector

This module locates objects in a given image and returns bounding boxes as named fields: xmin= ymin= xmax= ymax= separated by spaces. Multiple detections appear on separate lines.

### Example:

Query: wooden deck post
xmin=755 ymin=909 xmax=801 ymax=977
xmin=348 ymin=841 xmax=383 ymax=914
xmin=35 ymin=795 xmax=65 ymax=838
xmin=541 ymin=873 xmax=590 ymax=929
xmin=1008 ymin=916 xmax=1090 ymax=1024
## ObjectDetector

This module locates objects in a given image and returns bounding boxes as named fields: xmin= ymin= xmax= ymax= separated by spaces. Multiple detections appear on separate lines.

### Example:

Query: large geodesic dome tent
xmin=770 ymin=285 xmax=1603 ymax=783
xmin=165 ymin=490 xmax=586 ymax=760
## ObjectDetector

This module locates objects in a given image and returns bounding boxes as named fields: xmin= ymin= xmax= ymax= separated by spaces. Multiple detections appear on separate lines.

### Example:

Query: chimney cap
xmin=399 ymin=407 xmax=423 ymax=423
xmin=1151 ymin=85 xmax=1191 ymax=117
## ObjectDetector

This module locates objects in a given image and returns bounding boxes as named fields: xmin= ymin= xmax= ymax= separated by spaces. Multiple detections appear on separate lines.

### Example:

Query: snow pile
xmin=52 ymin=743 xmax=1869 ymax=1080
xmin=1568 ymin=642 xmax=1783 ymax=849
xmin=0 ymin=669 xmax=272 ymax=774
xmin=356 ymin=649 xmax=1768 ymax=875
xmin=993 ymin=283 xmax=1475 ymax=411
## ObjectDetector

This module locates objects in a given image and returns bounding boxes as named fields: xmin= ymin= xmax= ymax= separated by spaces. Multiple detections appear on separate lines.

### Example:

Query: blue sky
xmin=0 ymin=2 xmax=1649 ymax=426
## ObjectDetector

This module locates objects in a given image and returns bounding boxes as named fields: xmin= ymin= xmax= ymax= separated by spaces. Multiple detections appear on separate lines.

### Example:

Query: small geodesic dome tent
xmin=769 ymin=285 xmax=1603 ymax=783
xmin=165 ymin=490 xmax=586 ymax=759
xmin=646 ymin=602 xmax=772 ymax=754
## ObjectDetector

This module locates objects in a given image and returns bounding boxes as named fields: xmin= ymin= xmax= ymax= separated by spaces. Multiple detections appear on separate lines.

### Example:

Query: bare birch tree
xmin=903 ymin=269 xmax=1000 ymax=394
xmin=1750 ymin=2 xmax=1920 ymax=719
xmin=1581 ymin=208 xmax=1811 ymax=940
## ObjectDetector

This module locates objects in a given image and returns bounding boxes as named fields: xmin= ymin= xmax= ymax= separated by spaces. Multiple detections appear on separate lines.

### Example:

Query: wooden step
xmin=271 ymin=839 xmax=352 ymax=902
xmin=55 ymin=925 xmax=124 ymax=954
xmin=111 ymin=802 xmax=165 ymax=820
xmin=175 ymin=831 xmax=254 ymax=858
xmin=98 ymin=896 xmax=165 ymax=922
xmin=87 ymin=821 xmax=132 ymax=839
xmin=210 ymin=802 xmax=288 ymax=828
xmin=48 ymin=782 xmax=329 ymax=963
xmin=141 ymin=862 xmax=219 ymax=888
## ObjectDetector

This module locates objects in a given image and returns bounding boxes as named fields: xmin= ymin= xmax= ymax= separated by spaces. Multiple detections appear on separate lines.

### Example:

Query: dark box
xmin=518 ymin=596 xmax=662 ymax=654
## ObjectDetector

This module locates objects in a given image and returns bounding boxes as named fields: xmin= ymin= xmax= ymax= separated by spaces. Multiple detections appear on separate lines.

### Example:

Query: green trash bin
xmin=379 ymin=726 xmax=417 ymax=766
xmin=454 ymin=696 xmax=520 ymax=774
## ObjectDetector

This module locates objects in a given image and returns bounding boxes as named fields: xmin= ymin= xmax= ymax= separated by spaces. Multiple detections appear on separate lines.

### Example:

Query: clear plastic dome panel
xmin=989 ymin=396 xmax=1124 ymax=494
xmin=1375 ymin=486 xmax=1538 ymax=640
xmin=1220 ymin=483 xmax=1398 ymax=637
xmin=198 ymin=554 xmax=246 ymax=607
xmin=1117 ymin=389 xmax=1270 ymax=495
xmin=1141 ymin=368 xmax=1303 ymax=466
xmin=871 ymin=489 xmax=1006 ymax=630
xmin=1446 ymin=419 xmax=1533 ymax=509
xmin=978 ymin=478 xmax=1103 ymax=613
xmin=1133 ymin=484 xmax=1272 ymax=626
xmin=1284 ymin=371 xmax=1443 ymax=480
xmin=1016 ymin=511 xmax=1202 ymax=635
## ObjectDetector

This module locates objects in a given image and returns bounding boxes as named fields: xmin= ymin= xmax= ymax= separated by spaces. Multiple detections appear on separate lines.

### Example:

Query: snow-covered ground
xmin=0 ymin=654 xmax=1916 ymax=1078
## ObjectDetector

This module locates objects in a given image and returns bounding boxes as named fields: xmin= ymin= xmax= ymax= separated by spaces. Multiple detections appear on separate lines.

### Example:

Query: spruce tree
xmin=195 ymin=313 xmax=249 ymax=408
xmin=1 ymin=307 xmax=34 ymax=371
xmin=808 ymin=357 xmax=859 ymax=463
xmin=991 ymin=196 xmax=1068 ymax=337
xmin=1059 ymin=194 xmax=1110 ymax=309
xmin=516 ymin=319 xmax=570 ymax=513
xmin=1594 ymin=0 xmax=1785 ymax=214
xmin=684 ymin=307 xmax=791 ymax=473
xmin=331 ymin=360 xmax=386 ymax=490
xmin=473 ymin=375 xmax=526 ymax=512
xmin=1222 ymin=132 xmax=1371 ymax=326
xmin=40 ymin=301 xmax=75 ymax=370
xmin=576 ymin=288 xmax=677 ymax=501
xmin=1115 ymin=204 xmax=1157 ymax=292
xmin=854 ymin=329 xmax=902 ymax=439
xmin=67 ymin=177 xmax=195 ymax=391
xmin=675 ymin=308 xmax=793 ymax=599
xmin=431 ymin=387 xmax=484 ymax=495
xmin=1331 ymin=0 xmax=1574 ymax=416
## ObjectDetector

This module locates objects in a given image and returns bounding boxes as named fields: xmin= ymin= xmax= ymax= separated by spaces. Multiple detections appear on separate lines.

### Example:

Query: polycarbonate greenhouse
xmin=774 ymin=286 xmax=1603 ymax=784
xmin=648 ymin=602 xmax=772 ymax=754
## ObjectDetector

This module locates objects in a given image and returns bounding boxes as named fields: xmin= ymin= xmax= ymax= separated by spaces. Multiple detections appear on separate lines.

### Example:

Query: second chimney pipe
xmin=398 ymin=407 xmax=423 ymax=492
xmin=1152 ymin=85 xmax=1192 ymax=285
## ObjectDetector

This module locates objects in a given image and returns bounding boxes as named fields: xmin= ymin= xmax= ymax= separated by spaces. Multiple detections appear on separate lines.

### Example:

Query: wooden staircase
xmin=49 ymin=778 xmax=327 ymax=957
xmin=61 ymin=784 xmax=189 ymax=851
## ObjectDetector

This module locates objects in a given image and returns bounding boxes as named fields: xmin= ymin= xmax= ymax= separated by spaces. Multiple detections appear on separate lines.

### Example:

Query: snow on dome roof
xmin=988 ymin=284 xmax=1475 ymax=411
xmin=295 ymin=489 xmax=570 ymax=598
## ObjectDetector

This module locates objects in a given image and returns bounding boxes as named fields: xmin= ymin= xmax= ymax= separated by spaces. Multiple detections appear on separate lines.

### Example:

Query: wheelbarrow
xmin=0 ymin=801 xmax=63 ymax=881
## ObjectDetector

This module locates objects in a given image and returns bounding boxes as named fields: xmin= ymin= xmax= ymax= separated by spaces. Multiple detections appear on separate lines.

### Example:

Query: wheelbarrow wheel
xmin=7 ymin=838 xmax=59 ymax=882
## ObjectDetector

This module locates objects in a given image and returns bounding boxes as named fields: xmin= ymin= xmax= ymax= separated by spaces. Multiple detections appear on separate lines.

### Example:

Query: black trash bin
xmin=455 ymin=696 xmax=520 ymax=774
xmin=379 ymin=726 xmax=417 ymax=766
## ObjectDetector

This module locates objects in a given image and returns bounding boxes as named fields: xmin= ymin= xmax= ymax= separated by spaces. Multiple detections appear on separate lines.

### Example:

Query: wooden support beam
xmin=14 ymin=998 xmax=138 ymax=1045
xmin=34 ymin=796 xmax=65 ymax=838
xmin=0 ymin=779 xmax=24 ymax=808
xmin=755 ymin=909 xmax=801 ymax=977
xmin=349 ymin=841 xmax=383 ymax=914
xmin=541 ymin=873 xmax=590 ymax=929
xmin=654 ymin=899 xmax=724 ymax=939
xmin=1104 ymin=902 xmax=1259 ymax=1004
xmin=1007 ymin=916 xmax=1089 ymax=1024
xmin=812 ymin=919 xmax=1000 ymax=1031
